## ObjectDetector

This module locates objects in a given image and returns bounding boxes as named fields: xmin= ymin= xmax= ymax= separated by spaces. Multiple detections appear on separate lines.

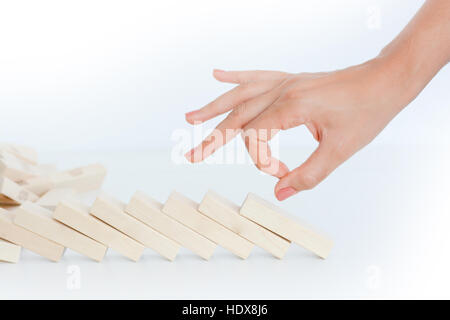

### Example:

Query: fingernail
xmin=213 ymin=69 xmax=225 ymax=73
xmin=185 ymin=111 xmax=201 ymax=124
xmin=185 ymin=110 xmax=197 ymax=118
xmin=276 ymin=187 xmax=296 ymax=201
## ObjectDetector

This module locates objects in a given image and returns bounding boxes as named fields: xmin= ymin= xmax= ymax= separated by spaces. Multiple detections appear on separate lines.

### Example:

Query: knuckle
xmin=297 ymin=172 xmax=321 ymax=190
xmin=236 ymin=74 xmax=250 ymax=84
xmin=277 ymin=106 xmax=305 ymax=131
xmin=237 ymin=82 xmax=251 ymax=91
xmin=227 ymin=102 xmax=247 ymax=122
xmin=282 ymin=87 xmax=302 ymax=101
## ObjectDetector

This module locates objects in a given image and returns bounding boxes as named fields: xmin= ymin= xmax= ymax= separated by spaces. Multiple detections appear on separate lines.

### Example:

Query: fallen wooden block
xmin=50 ymin=164 xmax=107 ymax=193
xmin=0 ymin=151 xmax=38 ymax=182
xmin=37 ymin=188 xmax=77 ymax=210
xmin=14 ymin=202 xmax=107 ymax=262
xmin=162 ymin=191 xmax=254 ymax=259
xmin=198 ymin=190 xmax=291 ymax=259
xmin=34 ymin=164 xmax=58 ymax=176
xmin=0 ymin=207 xmax=64 ymax=262
xmin=125 ymin=191 xmax=216 ymax=260
xmin=0 ymin=143 xmax=38 ymax=165
xmin=90 ymin=194 xmax=180 ymax=261
xmin=240 ymin=193 xmax=333 ymax=259
xmin=0 ymin=239 xmax=21 ymax=263
xmin=0 ymin=176 xmax=39 ymax=205
xmin=20 ymin=176 xmax=54 ymax=197
xmin=53 ymin=201 xmax=145 ymax=262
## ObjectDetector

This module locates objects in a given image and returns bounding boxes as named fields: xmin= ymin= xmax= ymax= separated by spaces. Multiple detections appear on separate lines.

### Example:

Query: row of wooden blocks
xmin=0 ymin=143 xmax=333 ymax=263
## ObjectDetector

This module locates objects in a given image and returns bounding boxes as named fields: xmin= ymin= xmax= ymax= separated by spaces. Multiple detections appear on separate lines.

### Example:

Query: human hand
xmin=183 ymin=0 xmax=448 ymax=201
xmin=185 ymin=57 xmax=421 ymax=200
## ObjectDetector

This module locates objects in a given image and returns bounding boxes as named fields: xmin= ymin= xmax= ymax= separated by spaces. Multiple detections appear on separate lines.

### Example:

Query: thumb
xmin=275 ymin=140 xmax=344 ymax=201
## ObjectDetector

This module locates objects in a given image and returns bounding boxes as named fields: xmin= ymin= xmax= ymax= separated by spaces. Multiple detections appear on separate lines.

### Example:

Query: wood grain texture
xmin=53 ymin=201 xmax=145 ymax=262
xmin=14 ymin=202 xmax=107 ymax=262
xmin=0 ymin=176 xmax=39 ymax=205
xmin=0 ymin=143 xmax=38 ymax=165
xmin=0 ymin=151 xmax=38 ymax=182
xmin=126 ymin=191 xmax=216 ymax=260
xmin=162 ymin=191 xmax=254 ymax=259
xmin=0 ymin=207 xmax=64 ymax=262
xmin=37 ymin=188 xmax=77 ymax=210
xmin=0 ymin=239 xmax=21 ymax=263
xmin=240 ymin=193 xmax=333 ymax=259
xmin=50 ymin=163 xmax=107 ymax=193
xmin=90 ymin=194 xmax=180 ymax=261
xmin=199 ymin=190 xmax=290 ymax=259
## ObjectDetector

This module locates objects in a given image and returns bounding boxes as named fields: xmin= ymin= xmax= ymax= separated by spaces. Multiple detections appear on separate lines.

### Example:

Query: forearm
xmin=378 ymin=0 xmax=450 ymax=104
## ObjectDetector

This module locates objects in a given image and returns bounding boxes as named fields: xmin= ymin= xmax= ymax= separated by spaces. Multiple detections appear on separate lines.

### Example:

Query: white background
xmin=1 ymin=0 xmax=448 ymax=150
xmin=1 ymin=0 xmax=450 ymax=299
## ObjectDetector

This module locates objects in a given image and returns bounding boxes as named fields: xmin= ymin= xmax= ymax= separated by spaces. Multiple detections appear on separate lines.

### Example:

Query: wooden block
xmin=53 ymin=201 xmax=145 ymax=262
xmin=162 ymin=191 xmax=254 ymax=259
xmin=0 ymin=239 xmax=21 ymax=263
xmin=34 ymin=164 xmax=58 ymax=176
xmin=125 ymin=191 xmax=216 ymax=260
xmin=240 ymin=193 xmax=333 ymax=259
xmin=50 ymin=164 xmax=107 ymax=193
xmin=37 ymin=188 xmax=77 ymax=210
xmin=14 ymin=202 xmax=107 ymax=262
xmin=20 ymin=176 xmax=54 ymax=196
xmin=0 ymin=143 xmax=38 ymax=165
xmin=0 ymin=176 xmax=39 ymax=205
xmin=0 ymin=207 xmax=64 ymax=262
xmin=198 ymin=190 xmax=290 ymax=259
xmin=0 ymin=151 xmax=38 ymax=182
xmin=90 ymin=194 xmax=180 ymax=261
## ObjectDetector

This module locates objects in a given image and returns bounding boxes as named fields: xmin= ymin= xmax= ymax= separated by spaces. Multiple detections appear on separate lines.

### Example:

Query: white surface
xmin=1 ymin=145 xmax=449 ymax=299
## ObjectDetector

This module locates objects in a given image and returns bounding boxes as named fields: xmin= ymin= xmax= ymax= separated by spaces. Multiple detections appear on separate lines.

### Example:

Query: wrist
xmin=373 ymin=46 xmax=428 ymax=111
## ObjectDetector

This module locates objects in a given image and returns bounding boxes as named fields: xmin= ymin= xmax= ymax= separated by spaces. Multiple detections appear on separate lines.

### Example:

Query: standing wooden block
xmin=0 ymin=239 xmax=21 ymax=263
xmin=14 ymin=202 xmax=107 ymax=262
xmin=90 ymin=194 xmax=180 ymax=261
xmin=125 ymin=191 xmax=216 ymax=260
xmin=162 ymin=191 xmax=254 ymax=259
xmin=198 ymin=190 xmax=291 ymax=259
xmin=50 ymin=164 xmax=107 ymax=193
xmin=0 ymin=176 xmax=39 ymax=205
xmin=53 ymin=201 xmax=145 ymax=262
xmin=0 ymin=208 xmax=65 ymax=262
xmin=0 ymin=143 xmax=38 ymax=165
xmin=37 ymin=188 xmax=77 ymax=210
xmin=240 ymin=193 xmax=333 ymax=259
xmin=0 ymin=151 xmax=38 ymax=182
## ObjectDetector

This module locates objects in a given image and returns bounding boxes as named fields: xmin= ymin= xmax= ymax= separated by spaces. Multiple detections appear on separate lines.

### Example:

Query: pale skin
xmin=185 ymin=0 xmax=450 ymax=201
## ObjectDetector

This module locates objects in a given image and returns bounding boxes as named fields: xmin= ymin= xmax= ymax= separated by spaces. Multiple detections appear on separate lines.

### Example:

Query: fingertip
xmin=277 ymin=161 xmax=290 ymax=178
xmin=184 ymin=149 xmax=194 ymax=162
xmin=185 ymin=111 xmax=203 ymax=125
xmin=185 ymin=146 xmax=205 ymax=163
xmin=275 ymin=187 xmax=297 ymax=201
xmin=262 ymin=159 xmax=289 ymax=178
xmin=213 ymin=69 xmax=227 ymax=81
xmin=274 ymin=175 xmax=291 ymax=194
